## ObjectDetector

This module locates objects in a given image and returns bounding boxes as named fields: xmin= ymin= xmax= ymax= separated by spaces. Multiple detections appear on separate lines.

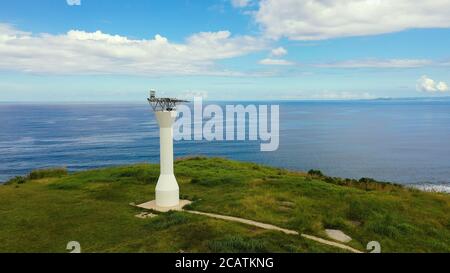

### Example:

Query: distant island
xmin=371 ymin=96 xmax=450 ymax=101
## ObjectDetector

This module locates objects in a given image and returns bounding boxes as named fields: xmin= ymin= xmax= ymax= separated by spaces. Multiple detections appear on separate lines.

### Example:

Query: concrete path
xmin=133 ymin=202 xmax=363 ymax=253
xmin=185 ymin=210 xmax=363 ymax=253
xmin=186 ymin=210 xmax=299 ymax=235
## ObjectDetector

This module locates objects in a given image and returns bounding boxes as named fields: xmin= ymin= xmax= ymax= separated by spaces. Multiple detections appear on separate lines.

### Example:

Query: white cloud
xmin=260 ymin=46 xmax=292 ymax=65
xmin=67 ymin=0 xmax=81 ymax=6
xmin=0 ymin=24 xmax=267 ymax=76
xmin=317 ymin=59 xmax=433 ymax=68
xmin=436 ymin=81 xmax=449 ymax=92
xmin=254 ymin=0 xmax=450 ymax=40
xmin=259 ymin=58 xmax=294 ymax=65
xmin=0 ymin=24 xmax=30 ymax=36
xmin=231 ymin=0 xmax=252 ymax=8
xmin=270 ymin=46 xmax=287 ymax=57
xmin=417 ymin=75 xmax=449 ymax=93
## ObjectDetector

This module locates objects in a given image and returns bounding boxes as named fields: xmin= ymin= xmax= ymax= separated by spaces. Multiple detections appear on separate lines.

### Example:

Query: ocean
xmin=1 ymin=99 xmax=449 ymax=192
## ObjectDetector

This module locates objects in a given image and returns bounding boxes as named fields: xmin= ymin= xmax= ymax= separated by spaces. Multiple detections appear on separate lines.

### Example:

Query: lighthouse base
xmin=136 ymin=199 xmax=192 ymax=213
xmin=136 ymin=173 xmax=191 ymax=212
xmin=155 ymin=174 xmax=179 ymax=207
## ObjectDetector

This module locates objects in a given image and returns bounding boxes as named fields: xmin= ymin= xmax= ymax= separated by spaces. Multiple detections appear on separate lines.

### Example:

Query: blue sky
xmin=1 ymin=0 xmax=450 ymax=101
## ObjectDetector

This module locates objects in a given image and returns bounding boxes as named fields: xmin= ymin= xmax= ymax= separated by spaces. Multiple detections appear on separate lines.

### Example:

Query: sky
xmin=1 ymin=0 xmax=450 ymax=101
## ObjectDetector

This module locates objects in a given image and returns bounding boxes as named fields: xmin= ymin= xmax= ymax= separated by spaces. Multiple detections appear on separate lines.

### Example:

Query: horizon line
xmin=1 ymin=96 xmax=450 ymax=104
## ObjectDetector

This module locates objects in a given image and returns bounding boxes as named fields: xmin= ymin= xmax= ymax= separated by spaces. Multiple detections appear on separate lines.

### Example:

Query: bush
xmin=28 ymin=168 xmax=68 ymax=180
xmin=324 ymin=176 xmax=338 ymax=184
xmin=308 ymin=169 xmax=324 ymax=177
xmin=4 ymin=176 xmax=27 ymax=185
xmin=359 ymin=177 xmax=377 ymax=183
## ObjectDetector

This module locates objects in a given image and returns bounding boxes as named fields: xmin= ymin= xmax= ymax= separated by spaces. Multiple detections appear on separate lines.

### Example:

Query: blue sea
xmin=1 ymin=99 xmax=450 ymax=192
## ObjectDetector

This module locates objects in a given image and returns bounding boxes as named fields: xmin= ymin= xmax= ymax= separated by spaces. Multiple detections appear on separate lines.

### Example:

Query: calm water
xmin=1 ymin=99 xmax=450 ymax=192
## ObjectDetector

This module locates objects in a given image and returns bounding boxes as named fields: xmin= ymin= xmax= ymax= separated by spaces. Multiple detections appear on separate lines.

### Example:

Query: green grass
xmin=0 ymin=157 xmax=449 ymax=253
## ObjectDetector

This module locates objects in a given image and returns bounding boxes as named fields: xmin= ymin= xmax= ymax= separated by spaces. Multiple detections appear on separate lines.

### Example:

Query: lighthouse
xmin=154 ymin=110 xmax=178 ymax=206
xmin=142 ymin=90 xmax=189 ymax=210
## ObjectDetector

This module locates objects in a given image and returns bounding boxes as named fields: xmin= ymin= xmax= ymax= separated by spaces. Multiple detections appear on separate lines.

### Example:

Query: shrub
xmin=324 ymin=176 xmax=338 ymax=184
xmin=359 ymin=177 xmax=377 ymax=183
xmin=28 ymin=168 xmax=68 ymax=180
xmin=308 ymin=169 xmax=324 ymax=177
xmin=4 ymin=176 xmax=27 ymax=185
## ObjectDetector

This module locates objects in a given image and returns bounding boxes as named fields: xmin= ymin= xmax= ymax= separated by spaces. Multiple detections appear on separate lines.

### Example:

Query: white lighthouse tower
xmin=139 ymin=90 xmax=189 ymax=210
xmin=154 ymin=109 xmax=178 ymax=207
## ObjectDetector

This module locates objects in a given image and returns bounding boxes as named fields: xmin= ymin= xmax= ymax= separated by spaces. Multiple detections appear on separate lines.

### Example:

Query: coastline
xmin=2 ymin=100 xmax=450 ymax=191
xmin=408 ymin=182 xmax=450 ymax=193
xmin=2 ymin=160 xmax=449 ymax=194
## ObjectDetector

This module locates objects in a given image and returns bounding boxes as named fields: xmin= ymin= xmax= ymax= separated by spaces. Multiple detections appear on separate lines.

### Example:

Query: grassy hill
xmin=0 ymin=157 xmax=449 ymax=253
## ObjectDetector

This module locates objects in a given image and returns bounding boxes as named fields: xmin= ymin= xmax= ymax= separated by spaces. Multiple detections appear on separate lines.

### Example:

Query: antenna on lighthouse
xmin=148 ymin=90 xmax=188 ymax=112
xmin=145 ymin=90 xmax=189 ymax=209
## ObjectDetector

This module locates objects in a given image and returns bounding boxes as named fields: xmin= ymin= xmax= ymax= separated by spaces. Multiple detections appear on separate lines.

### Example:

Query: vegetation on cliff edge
xmin=0 ymin=157 xmax=448 ymax=253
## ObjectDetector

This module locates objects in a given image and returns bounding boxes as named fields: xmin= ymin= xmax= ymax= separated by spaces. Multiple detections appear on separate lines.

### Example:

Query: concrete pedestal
xmin=137 ymin=200 xmax=192 ymax=212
